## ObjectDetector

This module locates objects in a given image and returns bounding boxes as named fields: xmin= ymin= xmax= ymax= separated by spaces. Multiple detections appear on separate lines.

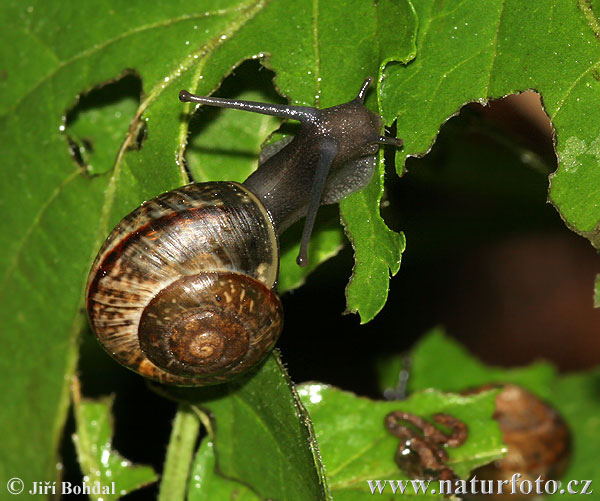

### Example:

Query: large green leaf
xmin=382 ymin=0 xmax=600 ymax=247
xmin=0 ymin=0 xmax=412 ymax=489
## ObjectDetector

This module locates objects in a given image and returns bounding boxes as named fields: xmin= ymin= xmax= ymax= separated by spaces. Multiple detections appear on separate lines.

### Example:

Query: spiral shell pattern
xmin=86 ymin=182 xmax=282 ymax=385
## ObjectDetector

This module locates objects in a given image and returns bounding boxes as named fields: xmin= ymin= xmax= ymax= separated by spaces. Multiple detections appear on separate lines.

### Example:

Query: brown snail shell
xmin=86 ymin=181 xmax=282 ymax=385
xmin=467 ymin=384 xmax=571 ymax=499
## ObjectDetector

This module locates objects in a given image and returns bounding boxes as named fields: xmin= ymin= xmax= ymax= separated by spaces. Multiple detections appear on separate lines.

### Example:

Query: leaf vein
xmin=578 ymin=0 xmax=600 ymax=40
xmin=484 ymin=0 xmax=505 ymax=97
xmin=7 ymin=5 xmax=251 ymax=115
xmin=0 ymin=167 xmax=82 ymax=292
xmin=425 ymin=49 xmax=487 ymax=120
xmin=550 ymin=60 xmax=600 ymax=121
xmin=328 ymin=434 xmax=388 ymax=479
xmin=312 ymin=0 xmax=321 ymax=106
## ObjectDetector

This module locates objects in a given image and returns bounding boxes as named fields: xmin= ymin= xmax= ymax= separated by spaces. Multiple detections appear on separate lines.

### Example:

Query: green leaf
xmin=167 ymin=352 xmax=328 ymax=500
xmin=406 ymin=328 xmax=558 ymax=398
xmin=404 ymin=329 xmax=600 ymax=489
xmin=552 ymin=368 xmax=600 ymax=481
xmin=298 ymin=384 xmax=503 ymax=500
xmin=72 ymin=382 xmax=158 ymax=499
xmin=340 ymin=0 xmax=416 ymax=322
xmin=382 ymin=0 xmax=600 ymax=248
xmin=158 ymin=405 xmax=201 ymax=501
xmin=341 ymin=179 xmax=406 ymax=322
xmin=188 ymin=438 xmax=260 ymax=501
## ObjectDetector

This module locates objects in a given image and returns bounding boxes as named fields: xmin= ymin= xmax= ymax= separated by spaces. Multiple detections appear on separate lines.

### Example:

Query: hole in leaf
xmin=474 ymin=91 xmax=556 ymax=168
xmin=377 ymin=91 xmax=600 ymax=375
xmin=131 ymin=118 xmax=148 ymax=151
xmin=64 ymin=72 xmax=142 ymax=175
xmin=65 ymin=134 xmax=86 ymax=168
xmin=279 ymin=91 xmax=580 ymax=395
xmin=184 ymin=60 xmax=287 ymax=183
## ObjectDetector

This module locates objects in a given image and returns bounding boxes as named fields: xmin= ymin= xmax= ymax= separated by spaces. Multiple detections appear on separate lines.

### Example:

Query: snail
xmin=86 ymin=77 xmax=403 ymax=386
xmin=466 ymin=384 xmax=571 ymax=499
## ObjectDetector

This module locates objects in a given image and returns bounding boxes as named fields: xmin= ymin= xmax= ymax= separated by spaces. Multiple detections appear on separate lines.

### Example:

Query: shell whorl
xmin=138 ymin=272 xmax=282 ymax=382
xmin=86 ymin=182 xmax=281 ymax=385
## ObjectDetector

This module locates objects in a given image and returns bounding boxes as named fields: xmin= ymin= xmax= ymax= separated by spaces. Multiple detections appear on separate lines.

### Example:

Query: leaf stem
xmin=158 ymin=404 xmax=201 ymax=501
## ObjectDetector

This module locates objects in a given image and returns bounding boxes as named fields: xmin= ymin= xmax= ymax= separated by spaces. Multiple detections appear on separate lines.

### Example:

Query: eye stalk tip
xmin=179 ymin=89 xmax=192 ymax=102
xmin=376 ymin=135 xmax=404 ymax=148
xmin=391 ymin=137 xmax=404 ymax=148
xmin=296 ymin=253 xmax=308 ymax=267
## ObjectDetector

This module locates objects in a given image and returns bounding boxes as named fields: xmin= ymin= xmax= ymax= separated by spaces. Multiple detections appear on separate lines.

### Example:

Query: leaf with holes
xmin=0 ymin=0 xmax=414 ymax=489
xmin=382 ymin=0 xmax=600 ymax=248
xmin=2 ymin=0 xmax=599 ymax=495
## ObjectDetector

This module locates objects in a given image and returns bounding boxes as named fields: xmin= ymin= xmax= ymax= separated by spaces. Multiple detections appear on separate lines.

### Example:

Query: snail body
xmin=86 ymin=77 xmax=402 ymax=386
